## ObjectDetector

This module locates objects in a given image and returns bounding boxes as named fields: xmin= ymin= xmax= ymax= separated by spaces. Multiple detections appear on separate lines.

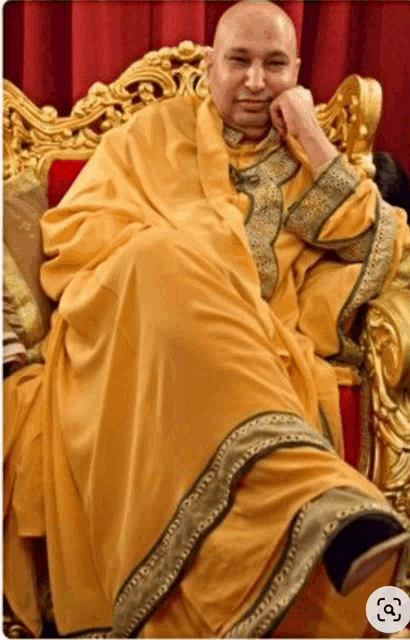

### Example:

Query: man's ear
xmin=295 ymin=58 xmax=302 ymax=82
xmin=204 ymin=46 xmax=214 ymax=79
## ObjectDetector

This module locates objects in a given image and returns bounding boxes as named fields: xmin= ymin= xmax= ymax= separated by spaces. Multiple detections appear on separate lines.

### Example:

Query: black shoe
xmin=323 ymin=515 xmax=409 ymax=594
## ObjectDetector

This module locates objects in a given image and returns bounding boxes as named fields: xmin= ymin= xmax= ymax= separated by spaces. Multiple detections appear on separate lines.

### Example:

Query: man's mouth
xmin=238 ymin=99 xmax=270 ymax=111
xmin=238 ymin=99 xmax=270 ymax=104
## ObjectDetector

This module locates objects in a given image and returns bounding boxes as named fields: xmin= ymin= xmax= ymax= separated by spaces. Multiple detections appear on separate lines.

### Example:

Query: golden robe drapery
xmin=4 ymin=94 xmax=410 ymax=638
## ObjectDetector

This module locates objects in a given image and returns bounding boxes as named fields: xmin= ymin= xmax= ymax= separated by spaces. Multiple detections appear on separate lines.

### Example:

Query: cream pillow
xmin=3 ymin=170 xmax=53 ymax=372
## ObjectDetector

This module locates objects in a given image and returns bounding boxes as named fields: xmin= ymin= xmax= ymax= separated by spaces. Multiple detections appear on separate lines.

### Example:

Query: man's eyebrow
xmin=266 ymin=50 xmax=289 ymax=60
xmin=227 ymin=47 xmax=251 ymax=56
xmin=227 ymin=47 xmax=289 ymax=61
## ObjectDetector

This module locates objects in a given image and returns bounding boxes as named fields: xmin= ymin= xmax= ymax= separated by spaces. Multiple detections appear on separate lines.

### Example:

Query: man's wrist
xmin=298 ymin=127 xmax=339 ymax=174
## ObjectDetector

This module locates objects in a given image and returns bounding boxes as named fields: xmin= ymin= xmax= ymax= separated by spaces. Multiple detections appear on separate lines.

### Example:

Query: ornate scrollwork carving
xmin=316 ymin=74 xmax=382 ymax=179
xmin=362 ymin=288 xmax=410 ymax=518
xmin=362 ymin=289 xmax=410 ymax=599
xmin=4 ymin=41 xmax=381 ymax=185
xmin=316 ymin=75 xmax=382 ymax=178
xmin=3 ymin=41 xmax=208 ymax=184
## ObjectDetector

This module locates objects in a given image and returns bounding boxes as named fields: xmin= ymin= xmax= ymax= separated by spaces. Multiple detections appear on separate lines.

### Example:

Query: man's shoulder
xmin=98 ymin=94 xmax=203 ymax=159
xmin=128 ymin=94 xmax=202 ymax=134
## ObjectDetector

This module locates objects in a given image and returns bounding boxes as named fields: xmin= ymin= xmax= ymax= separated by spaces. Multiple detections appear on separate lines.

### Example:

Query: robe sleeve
xmin=285 ymin=156 xmax=381 ymax=251
xmin=285 ymin=154 xmax=410 ymax=366
xmin=284 ymin=153 xmax=410 ymax=284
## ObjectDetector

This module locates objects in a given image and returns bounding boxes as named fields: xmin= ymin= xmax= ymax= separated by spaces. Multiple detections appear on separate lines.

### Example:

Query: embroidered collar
xmin=223 ymin=124 xmax=281 ymax=151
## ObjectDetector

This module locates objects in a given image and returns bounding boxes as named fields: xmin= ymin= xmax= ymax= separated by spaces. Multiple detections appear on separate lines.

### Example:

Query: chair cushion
xmin=3 ymin=171 xmax=54 ymax=373
xmin=48 ymin=159 xmax=87 ymax=209
xmin=339 ymin=385 xmax=361 ymax=469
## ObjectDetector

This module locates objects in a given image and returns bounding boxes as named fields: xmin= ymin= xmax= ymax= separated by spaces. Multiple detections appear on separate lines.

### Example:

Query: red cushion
xmin=339 ymin=385 xmax=361 ymax=469
xmin=47 ymin=160 xmax=363 ymax=469
xmin=48 ymin=159 xmax=88 ymax=208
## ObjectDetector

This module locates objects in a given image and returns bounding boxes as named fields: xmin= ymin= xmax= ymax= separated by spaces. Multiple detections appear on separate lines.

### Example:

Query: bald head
xmin=206 ymin=0 xmax=301 ymax=142
xmin=213 ymin=1 xmax=298 ymax=59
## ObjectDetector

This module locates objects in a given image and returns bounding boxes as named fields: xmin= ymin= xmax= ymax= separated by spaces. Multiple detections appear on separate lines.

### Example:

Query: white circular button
xmin=366 ymin=586 xmax=410 ymax=634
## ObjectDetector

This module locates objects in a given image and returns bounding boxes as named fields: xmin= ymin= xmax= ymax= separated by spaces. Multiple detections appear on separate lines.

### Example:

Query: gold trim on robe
xmin=113 ymin=412 xmax=334 ymax=636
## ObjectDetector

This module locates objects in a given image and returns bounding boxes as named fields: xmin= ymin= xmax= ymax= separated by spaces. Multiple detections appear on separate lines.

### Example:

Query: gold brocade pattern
xmin=3 ymin=244 xmax=45 ymax=348
xmin=223 ymin=125 xmax=281 ymax=151
xmin=336 ymin=229 xmax=374 ymax=263
xmin=331 ymin=197 xmax=398 ymax=367
xmin=228 ymin=147 xmax=299 ymax=300
xmin=3 ymin=316 xmax=27 ymax=367
xmin=223 ymin=126 xmax=245 ymax=148
xmin=3 ymin=168 xmax=43 ymax=197
xmin=113 ymin=412 xmax=334 ymax=637
xmin=225 ymin=487 xmax=409 ymax=637
xmin=3 ymin=168 xmax=52 ymax=354
xmin=286 ymin=154 xmax=360 ymax=246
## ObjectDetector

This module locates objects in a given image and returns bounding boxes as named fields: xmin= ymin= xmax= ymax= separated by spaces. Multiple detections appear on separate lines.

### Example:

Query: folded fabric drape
xmin=4 ymin=94 xmax=410 ymax=638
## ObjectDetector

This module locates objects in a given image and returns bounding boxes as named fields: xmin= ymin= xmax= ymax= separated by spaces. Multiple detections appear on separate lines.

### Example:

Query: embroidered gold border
xmin=229 ymin=146 xmax=300 ymax=300
xmin=225 ymin=487 xmax=409 ymax=637
xmin=329 ymin=197 xmax=398 ymax=367
xmin=336 ymin=228 xmax=374 ymax=263
xmin=113 ymin=411 xmax=333 ymax=637
xmin=285 ymin=155 xmax=360 ymax=245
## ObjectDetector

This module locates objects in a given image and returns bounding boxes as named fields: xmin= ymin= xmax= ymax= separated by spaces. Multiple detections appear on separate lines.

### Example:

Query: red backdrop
xmin=4 ymin=0 xmax=410 ymax=175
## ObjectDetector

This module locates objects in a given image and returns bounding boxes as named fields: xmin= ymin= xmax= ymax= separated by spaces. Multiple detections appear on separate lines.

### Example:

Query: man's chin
xmin=236 ymin=112 xmax=270 ymax=128
xmin=233 ymin=119 xmax=271 ymax=140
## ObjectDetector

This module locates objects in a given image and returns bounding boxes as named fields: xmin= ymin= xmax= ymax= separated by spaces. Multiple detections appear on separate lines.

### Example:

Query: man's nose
xmin=244 ymin=64 xmax=266 ymax=92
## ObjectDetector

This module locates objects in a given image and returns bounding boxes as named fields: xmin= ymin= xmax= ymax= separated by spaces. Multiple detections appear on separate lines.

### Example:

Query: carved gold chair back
xmin=4 ymin=41 xmax=382 ymax=185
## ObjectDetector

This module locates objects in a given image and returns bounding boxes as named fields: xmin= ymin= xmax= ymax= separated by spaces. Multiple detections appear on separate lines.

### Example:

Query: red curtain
xmin=4 ymin=0 xmax=410 ymax=174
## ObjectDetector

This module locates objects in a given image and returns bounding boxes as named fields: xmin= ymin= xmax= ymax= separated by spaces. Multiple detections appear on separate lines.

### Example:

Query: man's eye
xmin=267 ymin=60 xmax=286 ymax=67
xmin=231 ymin=57 xmax=248 ymax=64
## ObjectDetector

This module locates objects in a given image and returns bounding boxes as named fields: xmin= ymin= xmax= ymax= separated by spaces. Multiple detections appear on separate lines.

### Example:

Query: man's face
xmin=206 ymin=15 xmax=301 ymax=140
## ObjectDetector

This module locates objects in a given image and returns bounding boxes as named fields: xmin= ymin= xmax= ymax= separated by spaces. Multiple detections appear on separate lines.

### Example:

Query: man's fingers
xmin=270 ymin=86 xmax=317 ymax=139
xmin=270 ymin=107 xmax=286 ymax=136
xmin=272 ymin=115 xmax=286 ymax=136
xmin=270 ymin=101 xmax=289 ymax=136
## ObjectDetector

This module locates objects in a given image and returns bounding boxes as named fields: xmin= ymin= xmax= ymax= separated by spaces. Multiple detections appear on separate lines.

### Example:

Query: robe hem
xmin=112 ymin=411 xmax=334 ymax=637
xmin=224 ymin=487 xmax=408 ymax=638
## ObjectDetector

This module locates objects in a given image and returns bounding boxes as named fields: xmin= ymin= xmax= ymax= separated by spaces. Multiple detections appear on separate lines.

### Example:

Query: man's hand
xmin=270 ymin=86 xmax=338 ymax=173
xmin=269 ymin=86 xmax=315 ymax=139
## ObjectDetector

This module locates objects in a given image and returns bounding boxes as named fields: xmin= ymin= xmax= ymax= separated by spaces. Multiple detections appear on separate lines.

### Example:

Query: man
xmin=4 ymin=1 xmax=410 ymax=637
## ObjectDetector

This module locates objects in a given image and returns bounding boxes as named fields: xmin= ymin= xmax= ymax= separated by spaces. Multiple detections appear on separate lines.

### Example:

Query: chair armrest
xmin=362 ymin=288 xmax=410 ymax=519
xmin=361 ymin=289 xmax=410 ymax=598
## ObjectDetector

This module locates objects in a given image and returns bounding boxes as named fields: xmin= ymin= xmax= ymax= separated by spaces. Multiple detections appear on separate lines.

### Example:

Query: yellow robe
xmin=4 ymin=94 xmax=410 ymax=637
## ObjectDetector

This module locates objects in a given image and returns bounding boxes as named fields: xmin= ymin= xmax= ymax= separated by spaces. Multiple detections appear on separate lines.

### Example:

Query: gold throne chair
xmin=3 ymin=41 xmax=410 ymax=637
